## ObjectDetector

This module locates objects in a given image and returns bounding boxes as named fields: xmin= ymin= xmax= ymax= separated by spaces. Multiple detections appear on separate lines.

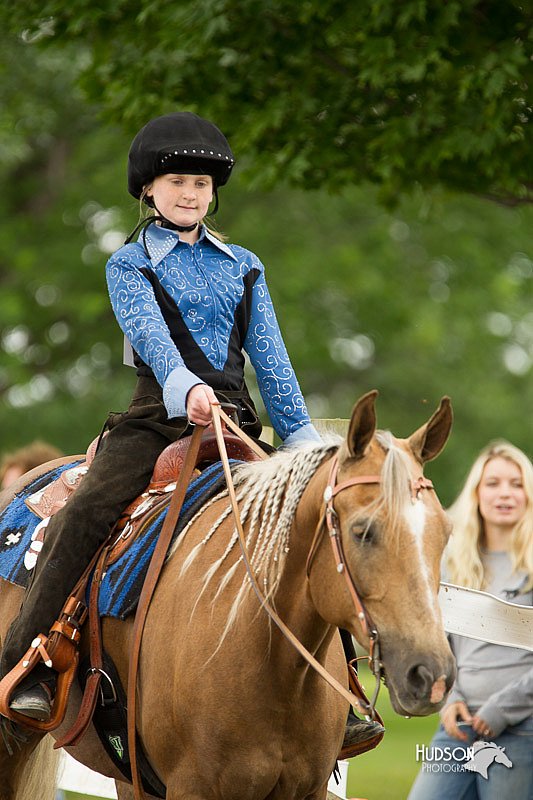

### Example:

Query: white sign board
xmin=440 ymin=582 xmax=533 ymax=651
xmin=327 ymin=759 xmax=349 ymax=798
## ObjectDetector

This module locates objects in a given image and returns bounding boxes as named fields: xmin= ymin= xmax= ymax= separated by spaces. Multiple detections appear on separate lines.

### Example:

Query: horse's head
xmin=493 ymin=745 xmax=513 ymax=768
xmin=307 ymin=390 xmax=456 ymax=716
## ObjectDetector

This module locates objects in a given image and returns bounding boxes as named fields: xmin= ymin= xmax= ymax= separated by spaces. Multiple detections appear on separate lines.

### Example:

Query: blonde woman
xmin=409 ymin=441 xmax=533 ymax=800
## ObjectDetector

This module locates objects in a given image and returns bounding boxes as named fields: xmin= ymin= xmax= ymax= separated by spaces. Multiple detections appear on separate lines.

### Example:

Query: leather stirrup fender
xmin=0 ymin=596 xmax=87 ymax=732
xmin=54 ymin=544 xmax=110 ymax=749
xmin=0 ymin=542 xmax=106 ymax=732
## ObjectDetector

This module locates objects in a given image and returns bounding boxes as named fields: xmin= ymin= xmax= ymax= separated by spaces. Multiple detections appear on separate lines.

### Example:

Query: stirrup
xmin=0 ymin=597 xmax=86 ymax=732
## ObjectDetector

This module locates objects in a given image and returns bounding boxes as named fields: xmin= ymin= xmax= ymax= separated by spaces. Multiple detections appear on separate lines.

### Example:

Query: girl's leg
xmin=338 ymin=629 xmax=385 ymax=750
xmin=0 ymin=384 xmax=185 ymax=678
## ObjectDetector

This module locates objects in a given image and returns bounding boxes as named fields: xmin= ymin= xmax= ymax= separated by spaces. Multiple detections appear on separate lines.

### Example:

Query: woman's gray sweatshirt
xmin=444 ymin=551 xmax=532 ymax=737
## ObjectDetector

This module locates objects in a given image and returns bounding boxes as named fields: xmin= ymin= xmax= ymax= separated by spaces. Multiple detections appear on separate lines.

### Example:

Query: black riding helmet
xmin=127 ymin=111 xmax=235 ymax=201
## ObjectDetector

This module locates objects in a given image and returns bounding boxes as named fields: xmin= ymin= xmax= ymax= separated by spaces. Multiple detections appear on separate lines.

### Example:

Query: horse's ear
xmin=344 ymin=390 xmax=379 ymax=460
xmin=409 ymin=397 xmax=453 ymax=464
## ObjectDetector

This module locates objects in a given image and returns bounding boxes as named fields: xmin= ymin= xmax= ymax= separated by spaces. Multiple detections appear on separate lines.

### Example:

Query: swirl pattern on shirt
xmin=106 ymin=228 xmax=311 ymax=440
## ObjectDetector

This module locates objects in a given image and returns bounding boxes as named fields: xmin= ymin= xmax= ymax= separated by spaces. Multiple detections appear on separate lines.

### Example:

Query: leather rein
xmin=211 ymin=407 xmax=381 ymax=715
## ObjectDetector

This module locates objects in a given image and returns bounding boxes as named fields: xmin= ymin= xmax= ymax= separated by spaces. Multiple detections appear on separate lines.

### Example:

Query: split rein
xmin=211 ymin=404 xmax=434 ymax=719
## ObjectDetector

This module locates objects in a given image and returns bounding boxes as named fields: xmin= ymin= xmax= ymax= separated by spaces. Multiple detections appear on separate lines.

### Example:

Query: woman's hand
xmin=441 ymin=701 xmax=472 ymax=741
xmin=471 ymin=713 xmax=494 ymax=739
xmin=186 ymin=384 xmax=217 ymax=426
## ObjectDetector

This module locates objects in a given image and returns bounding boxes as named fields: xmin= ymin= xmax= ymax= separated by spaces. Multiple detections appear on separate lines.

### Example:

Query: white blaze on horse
xmin=0 ymin=391 xmax=455 ymax=800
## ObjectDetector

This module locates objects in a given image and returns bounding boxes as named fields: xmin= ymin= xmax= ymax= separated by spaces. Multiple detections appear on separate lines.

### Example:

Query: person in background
xmin=0 ymin=441 xmax=63 ymax=491
xmin=408 ymin=440 xmax=533 ymax=800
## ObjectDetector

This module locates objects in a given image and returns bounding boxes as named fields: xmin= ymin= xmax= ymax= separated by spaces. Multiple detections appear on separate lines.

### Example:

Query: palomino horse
xmin=0 ymin=391 xmax=455 ymax=800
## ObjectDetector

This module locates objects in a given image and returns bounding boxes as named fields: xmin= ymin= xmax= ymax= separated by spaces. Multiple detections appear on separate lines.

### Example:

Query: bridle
xmin=306 ymin=451 xmax=434 ymax=712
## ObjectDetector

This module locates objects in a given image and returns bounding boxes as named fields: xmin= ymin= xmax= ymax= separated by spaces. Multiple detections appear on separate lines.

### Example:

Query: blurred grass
xmin=63 ymin=794 xmax=106 ymax=800
xmin=62 ymin=664 xmax=439 ymax=800
xmin=346 ymin=664 xmax=438 ymax=800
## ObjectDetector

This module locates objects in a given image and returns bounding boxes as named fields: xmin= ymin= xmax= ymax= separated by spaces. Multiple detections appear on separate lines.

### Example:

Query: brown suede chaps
xmin=0 ymin=376 xmax=189 ymax=681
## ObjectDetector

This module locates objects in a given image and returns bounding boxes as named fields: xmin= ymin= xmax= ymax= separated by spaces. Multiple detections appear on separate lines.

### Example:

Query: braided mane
xmin=172 ymin=442 xmax=336 ymax=631
xmin=171 ymin=430 xmax=413 ymax=636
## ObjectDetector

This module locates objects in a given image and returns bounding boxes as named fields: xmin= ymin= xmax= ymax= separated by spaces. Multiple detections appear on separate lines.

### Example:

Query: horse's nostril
xmin=406 ymin=664 xmax=433 ymax=699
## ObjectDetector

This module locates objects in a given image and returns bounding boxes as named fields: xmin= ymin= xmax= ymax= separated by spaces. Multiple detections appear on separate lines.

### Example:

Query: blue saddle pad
xmin=0 ymin=460 xmax=236 ymax=619
xmin=0 ymin=461 xmax=82 ymax=586
xmin=97 ymin=460 xmax=233 ymax=618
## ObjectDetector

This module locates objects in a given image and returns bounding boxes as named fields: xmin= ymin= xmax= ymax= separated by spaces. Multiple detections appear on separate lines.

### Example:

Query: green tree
xmin=1 ymin=0 xmax=532 ymax=203
xmin=1 ymin=30 xmax=532 ymax=506
xmin=0 ymin=39 xmax=136 ymax=451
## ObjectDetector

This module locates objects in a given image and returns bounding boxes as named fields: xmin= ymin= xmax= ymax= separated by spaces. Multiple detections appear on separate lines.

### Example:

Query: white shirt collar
xmin=142 ymin=223 xmax=237 ymax=266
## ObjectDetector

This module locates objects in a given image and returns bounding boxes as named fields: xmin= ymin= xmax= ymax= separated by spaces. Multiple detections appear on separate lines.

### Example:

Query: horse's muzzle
xmin=385 ymin=648 xmax=456 ymax=716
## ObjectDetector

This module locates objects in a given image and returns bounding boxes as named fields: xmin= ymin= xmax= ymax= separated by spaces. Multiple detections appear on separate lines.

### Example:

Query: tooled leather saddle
xmin=24 ymin=428 xmax=264 ymax=564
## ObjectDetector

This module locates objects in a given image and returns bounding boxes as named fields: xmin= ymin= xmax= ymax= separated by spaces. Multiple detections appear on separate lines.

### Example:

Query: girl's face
xmin=146 ymin=173 xmax=214 ymax=227
xmin=477 ymin=456 xmax=527 ymax=532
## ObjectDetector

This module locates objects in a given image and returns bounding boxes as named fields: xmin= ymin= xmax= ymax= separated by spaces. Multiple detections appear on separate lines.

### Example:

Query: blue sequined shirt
xmin=106 ymin=223 xmax=316 ymax=442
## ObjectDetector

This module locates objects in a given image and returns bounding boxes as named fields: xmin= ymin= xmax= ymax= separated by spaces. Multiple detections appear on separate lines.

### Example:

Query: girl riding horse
xmin=0 ymin=112 xmax=374 ymax=749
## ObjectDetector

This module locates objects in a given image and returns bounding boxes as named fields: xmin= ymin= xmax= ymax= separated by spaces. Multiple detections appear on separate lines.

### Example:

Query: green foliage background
xmin=2 ymin=0 xmax=532 ymax=203
xmin=1 ymin=53 xmax=532 ymax=503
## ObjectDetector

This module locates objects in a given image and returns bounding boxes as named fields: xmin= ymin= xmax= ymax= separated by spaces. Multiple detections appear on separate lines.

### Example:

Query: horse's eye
xmin=350 ymin=520 xmax=375 ymax=543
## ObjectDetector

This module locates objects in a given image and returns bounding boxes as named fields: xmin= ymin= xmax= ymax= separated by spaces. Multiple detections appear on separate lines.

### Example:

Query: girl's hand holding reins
xmin=441 ymin=701 xmax=472 ymax=741
xmin=186 ymin=384 xmax=218 ymax=426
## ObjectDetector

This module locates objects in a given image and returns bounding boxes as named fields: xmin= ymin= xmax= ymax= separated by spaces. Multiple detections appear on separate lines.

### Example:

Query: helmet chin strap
xmin=160 ymin=219 xmax=198 ymax=233
xmin=124 ymin=190 xmax=218 ymax=257
xmin=124 ymin=214 xmax=198 ymax=255
xmin=153 ymin=202 xmax=198 ymax=233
